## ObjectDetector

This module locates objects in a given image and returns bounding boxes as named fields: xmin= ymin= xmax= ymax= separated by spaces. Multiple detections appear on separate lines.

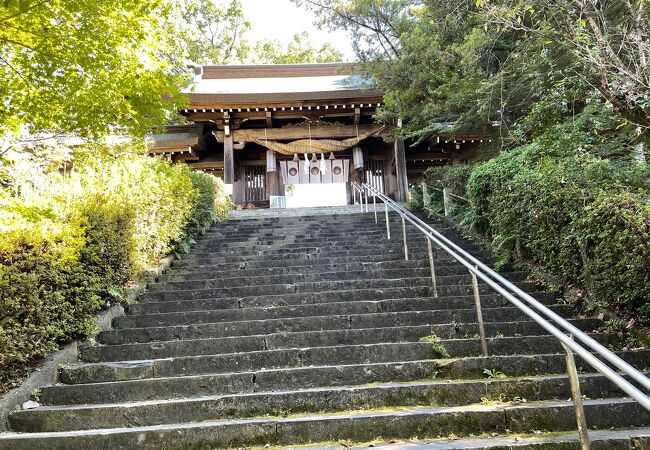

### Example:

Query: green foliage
xmin=414 ymin=146 xmax=650 ymax=321
xmin=174 ymin=0 xmax=252 ymax=65
xmin=483 ymin=368 xmax=507 ymax=379
xmin=252 ymin=32 xmax=343 ymax=64
xmin=0 ymin=146 xmax=229 ymax=390
xmin=175 ymin=1 xmax=342 ymax=65
xmin=0 ymin=0 xmax=187 ymax=137
xmin=576 ymin=193 xmax=650 ymax=316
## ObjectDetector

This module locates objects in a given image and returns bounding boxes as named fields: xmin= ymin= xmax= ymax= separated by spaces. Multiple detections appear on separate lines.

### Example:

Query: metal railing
xmin=351 ymin=181 xmax=650 ymax=450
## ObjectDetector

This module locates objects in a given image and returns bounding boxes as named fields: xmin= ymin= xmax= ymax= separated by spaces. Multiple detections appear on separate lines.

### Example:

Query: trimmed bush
xmin=0 ymin=146 xmax=229 ymax=390
xmin=413 ymin=148 xmax=650 ymax=321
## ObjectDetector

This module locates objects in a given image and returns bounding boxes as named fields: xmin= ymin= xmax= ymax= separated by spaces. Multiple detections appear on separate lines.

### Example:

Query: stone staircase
xmin=1 ymin=209 xmax=649 ymax=449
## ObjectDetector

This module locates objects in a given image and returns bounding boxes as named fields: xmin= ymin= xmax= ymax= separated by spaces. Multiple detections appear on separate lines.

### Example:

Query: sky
xmin=240 ymin=0 xmax=356 ymax=61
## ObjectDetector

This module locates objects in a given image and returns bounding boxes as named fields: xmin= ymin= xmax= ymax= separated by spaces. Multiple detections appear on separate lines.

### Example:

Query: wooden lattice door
xmin=244 ymin=165 xmax=267 ymax=204
xmin=364 ymin=160 xmax=385 ymax=194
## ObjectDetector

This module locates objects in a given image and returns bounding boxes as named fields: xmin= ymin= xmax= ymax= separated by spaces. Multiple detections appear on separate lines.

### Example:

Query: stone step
xmin=182 ymin=247 xmax=485 ymax=263
xmin=127 ymin=290 xmax=544 ymax=317
xmin=138 ymin=278 xmax=537 ymax=303
xmin=1 ymin=398 xmax=647 ymax=449
xmin=172 ymin=249 xmax=494 ymax=267
xmin=83 ymin=319 xmax=601 ymax=364
xmin=170 ymin=254 xmax=479 ymax=270
xmin=8 ymin=373 xmax=633 ymax=433
xmin=169 ymin=257 xmax=459 ymax=274
xmin=148 ymin=270 xmax=523 ymax=293
xmin=55 ymin=349 xmax=650 ymax=403
xmin=313 ymin=429 xmax=650 ymax=450
xmin=191 ymin=238 xmax=478 ymax=255
xmin=101 ymin=302 xmax=565 ymax=344
xmin=161 ymin=261 xmax=513 ymax=282
xmin=112 ymin=302 xmax=565 ymax=332
xmin=63 ymin=335 xmax=613 ymax=392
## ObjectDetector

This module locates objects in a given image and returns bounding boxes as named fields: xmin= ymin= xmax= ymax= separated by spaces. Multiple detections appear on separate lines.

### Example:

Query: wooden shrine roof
xmin=183 ymin=63 xmax=382 ymax=111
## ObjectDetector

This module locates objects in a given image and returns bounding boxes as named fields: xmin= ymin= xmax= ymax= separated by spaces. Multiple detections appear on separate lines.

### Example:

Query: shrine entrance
xmin=277 ymin=157 xmax=350 ymax=208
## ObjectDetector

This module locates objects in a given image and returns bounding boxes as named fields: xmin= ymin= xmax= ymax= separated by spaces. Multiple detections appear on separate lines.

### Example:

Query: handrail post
xmin=443 ymin=187 xmax=452 ymax=217
xmin=422 ymin=181 xmax=430 ymax=208
xmin=401 ymin=216 xmax=409 ymax=260
xmin=364 ymin=185 xmax=369 ymax=212
xmin=359 ymin=186 xmax=363 ymax=213
xmin=562 ymin=339 xmax=591 ymax=450
xmin=427 ymin=239 xmax=438 ymax=297
xmin=471 ymin=271 xmax=488 ymax=356
xmin=373 ymin=194 xmax=378 ymax=223
xmin=385 ymin=202 xmax=391 ymax=240
xmin=359 ymin=184 xmax=650 ymax=411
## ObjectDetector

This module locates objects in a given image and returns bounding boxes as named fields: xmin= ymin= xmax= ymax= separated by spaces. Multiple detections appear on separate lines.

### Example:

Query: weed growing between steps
xmin=0 ymin=144 xmax=231 ymax=394
xmin=419 ymin=333 xmax=450 ymax=358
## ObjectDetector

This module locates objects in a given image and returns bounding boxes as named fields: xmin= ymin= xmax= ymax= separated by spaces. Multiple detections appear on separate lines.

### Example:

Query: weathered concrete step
xmin=127 ymin=289 xmax=544 ymax=317
xmin=101 ymin=302 xmax=566 ymax=344
xmin=139 ymin=278 xmax=537 ymax=303
xmin=54 ymin=349 xmax=650 ymax=403
xmin=433 ymin=349 xmax=650 ymax=379
xmin=140 ymin=277 xmax=443 ymax=302
xmin=195 ymin=234 xmax=449 ymax=250
xmin=149 ymin=270 xmax=524 ymax=293
xmin=261 ymin=428 xmax=650 ymax=450
xmin=8 ymin=373 xmax=632 ymax=432
xmin=173 ymin=249 xmax=494 ymax=267
xmin=73 ymin=334 xmax=613 ymax=386
xmin=198 ymin=227 xmax=443 ymax=242
xmin=169 ymin=257 xmax=455 ymax=275
xmin=1 ymin=398 xmax=647 ymax=449
xmin=112 ymin=303 xmax=564 ymax=332
xmin=84 ymin=319 xmax=601 ymax=364
xmin=171 ymin=254 xmax=471 ymax=270
xmin=205 ymin=219 xmax=448 ymax=232
xmin=191 ymin=239 xmax=477 ymax=256
xmin=162 ymin=261 xmax=507 ymax=281
xmin=180 ymin=244 xmax=488 ymax=263
xmin=181 ymin=248 xmax=485 ymax=264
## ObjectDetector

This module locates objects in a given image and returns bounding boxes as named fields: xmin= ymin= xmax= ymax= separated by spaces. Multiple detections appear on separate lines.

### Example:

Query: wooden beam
xmin=148 ymin=146 xmax=192 ymax=154
xmin=185 ymin=108 xmax=376 ymax=124
xmin=406 ymin=153 xmax=452 ymax=161
xmin=224 ymin=135 xmax=234 ymax=184
xmin=266 ymin=111 xmax=273 ymax=128
xmin=353 ymin=107 xmax=361 ymax=126
xmin=173 ymin=151 xmax=200 ymax=162
xmin=394 ymin=138 xmax=408 ymax=202
xmin=213 ymin=124 xmax=389 ymax=142
xmin=189 ymin=161 xmax=224 ymax=170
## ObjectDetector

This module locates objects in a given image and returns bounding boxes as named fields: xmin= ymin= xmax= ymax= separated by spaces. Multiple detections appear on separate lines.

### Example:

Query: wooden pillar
xmin=394 ymin=138 xmax=408 ymax=202
xmin=266 ymin=168 xmax=280 ymax=197
xmin=232 ymin=164 xmax=243 ymax=206
xmin=224 ymin=134 xmax=234 ymax=185
xmin=347 ymin=157 xmax=363 ymax=205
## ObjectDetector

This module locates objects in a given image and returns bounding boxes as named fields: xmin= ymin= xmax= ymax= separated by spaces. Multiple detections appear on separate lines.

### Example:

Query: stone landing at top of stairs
xmin=1 ymin=210 xmax=648 ymax=449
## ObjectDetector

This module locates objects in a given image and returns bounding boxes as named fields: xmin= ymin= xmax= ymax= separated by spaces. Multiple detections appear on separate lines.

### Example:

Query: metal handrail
xmin=351 ymin=181 xmax=650 ymax=413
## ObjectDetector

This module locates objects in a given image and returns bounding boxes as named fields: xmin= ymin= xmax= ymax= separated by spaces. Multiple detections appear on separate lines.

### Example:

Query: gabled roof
xmin=185 ymin=63 xmax=381 ymax=109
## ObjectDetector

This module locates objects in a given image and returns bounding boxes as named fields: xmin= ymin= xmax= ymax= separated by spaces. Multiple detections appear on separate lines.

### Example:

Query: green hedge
xmin=0 ymin=147 xmax=230 ymax=389
xmin=413 ymin=147 xmax=650 ymax=320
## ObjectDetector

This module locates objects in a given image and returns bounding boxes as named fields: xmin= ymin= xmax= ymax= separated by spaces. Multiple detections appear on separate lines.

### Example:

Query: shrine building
xmin=149 ymin=63 xmax=489 ymax=207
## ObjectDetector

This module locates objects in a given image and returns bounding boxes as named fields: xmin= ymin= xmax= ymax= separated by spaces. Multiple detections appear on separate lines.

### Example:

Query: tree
xmin=0 ymin=0 xmax=188 ymax=138
xmin=174 ymin=0 xmax=344 ymax=65
xmin=252 ymin=32 xmax=343 ymax=64
xmin=480 ymin=0 xmax=650 ymax=130
xmin=173 ymin=0 xmax=252 ymax=65
xmin=292 ymin=0 xmax=418 ymax=60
